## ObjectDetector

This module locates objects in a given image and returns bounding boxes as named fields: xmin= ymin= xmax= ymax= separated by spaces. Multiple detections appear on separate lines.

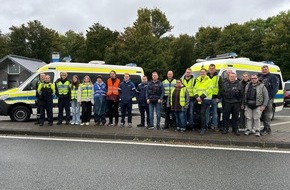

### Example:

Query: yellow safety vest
xmin=81 ymin=84 xmax=93 ymax=100
xmin=170 ymin=87 xmax=187 ymax=107
xmin=163 ymin=79 xmax=177 ymax=97
xmin=71 ymin=86 xmax=78 ymax=100
xmin=182 ymin=77 xmax=195 ymax=97
xmin=56 ymin=80 xmax=70 ymax=95
xmin=193 ymin=76 xmax=213 ymax=99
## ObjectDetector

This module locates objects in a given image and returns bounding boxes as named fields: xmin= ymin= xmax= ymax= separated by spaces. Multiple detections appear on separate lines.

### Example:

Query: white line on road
xmin=271 ymin=121 xmax=290 ymax=126
xmin=0 ymin=135 xmax=290 ymax=154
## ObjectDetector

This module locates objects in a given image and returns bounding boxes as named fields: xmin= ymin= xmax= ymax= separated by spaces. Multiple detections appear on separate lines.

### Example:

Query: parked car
xmin=284 ymin=82 xmax=290 ymax=106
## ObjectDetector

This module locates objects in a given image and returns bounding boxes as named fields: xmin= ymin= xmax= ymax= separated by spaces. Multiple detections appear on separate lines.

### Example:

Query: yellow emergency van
xmin=0 ymin=62 xmax=144 ymax=122
xmin=190 ymin=53 xmax=284 ymax=120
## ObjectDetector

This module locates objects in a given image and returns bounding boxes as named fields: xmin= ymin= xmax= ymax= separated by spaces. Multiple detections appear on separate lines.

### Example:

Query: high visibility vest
xmin=107 ymin=78 xmax=120 ymax=96
xmin=81 ymin=84 xmax=93 ymax=99
xmin=210 ymin=75 xmax=219 ymax=96
xmin=182 ymin=77 xmax=195 ymax=97
xmin=170 ymin=87 xmax=187 ymax=107
xmin=193 ymin=76 xmax=212 ymax=99
xmin=71 ymin=86 xmax=78 ymax=100
xmin=162 ymin=79 xmax=176 ymax=97
xmin=56 ymin=80 xmax=70 ymax=95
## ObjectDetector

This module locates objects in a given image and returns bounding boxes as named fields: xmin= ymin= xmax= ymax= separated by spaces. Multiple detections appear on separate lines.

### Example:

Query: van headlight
xmin=0 ymin=95 xmax=9 ymax=100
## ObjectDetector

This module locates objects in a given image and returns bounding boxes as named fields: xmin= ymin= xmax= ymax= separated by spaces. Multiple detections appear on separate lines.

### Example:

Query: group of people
xmin=35 ymin=64 xmax=279 ymax=137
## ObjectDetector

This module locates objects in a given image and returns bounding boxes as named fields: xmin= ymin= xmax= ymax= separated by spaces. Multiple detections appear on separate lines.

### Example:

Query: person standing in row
xmin=169 ymin=79 xmax=189 ymax=132
xmin=119 ymin=73 xmax=136 ymax=128
xmin=182 ymin=68 xmax=195 ymax=131
xmin=243 ymin=74 xmax=269 ymax=137
xmin=106 ymin=70 xmax=121 ymax=127
xmin=220 ymin=72 xmax=243 ymax=135
xmin=239 ymin=72 xmax=250 ymax=131
xmin=162 ymin=70 xmax=176 ymax=129
xmin=206 ymin=64 xmax=220 ymax=131
xmin=136 ymin=76 xmax=150 ymax=127
xmin=147 ymin=71 xmax=164 ymax=130
xmin=258 ymin=65 xmax=279 ymax=135
xmin=55 ymin=72 xmax=71 ymax=125
xmin=93 ymin=75 xmax=107 ymax=126
xmin=70 ymin=75 xmax=81 ymax=125
xmin=194 ymin=68 xmax=213 ymax=135
xmin=35 ymin=73 xmax=46 ymax=125
xmin=78 ymin=75 xmax=94 ymax=126
xmin=38 ymin=75 xmax=55 ymax=126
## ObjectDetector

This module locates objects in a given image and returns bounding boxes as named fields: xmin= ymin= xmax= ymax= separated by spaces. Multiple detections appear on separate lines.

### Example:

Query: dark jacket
xmin=118 ymin=80 xmax=136 ymax=103
xmin=146 ymin=80 xmax=164 ymax=102
xmin=136 ymin=82 xmax=148 ymax=106
xmin=258 ymin=73 xmax=279 ymax=99
xmin=221 ymin=80 xmax=243 ymax=104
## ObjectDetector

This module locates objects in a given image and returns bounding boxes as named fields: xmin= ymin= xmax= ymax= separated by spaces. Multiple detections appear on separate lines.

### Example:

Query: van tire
xmin=10 ymin=106 xmax=31 ymax=122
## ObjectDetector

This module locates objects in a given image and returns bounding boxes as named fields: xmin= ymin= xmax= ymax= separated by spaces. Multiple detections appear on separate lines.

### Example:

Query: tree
xmin=9 ymin=20 xmax=60 ymax=62
xmin=86 ymin=23 xmax=119 ymax=62
xmin=60 ymin=30 xmax=86 ymax=62
xmin=0 ymin=31 xmax=11 ymax=58
xmin=169 ymin=34 xmax=195 ymax=78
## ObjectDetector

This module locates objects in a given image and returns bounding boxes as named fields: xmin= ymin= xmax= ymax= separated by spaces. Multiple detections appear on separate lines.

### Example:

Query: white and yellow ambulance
xmin=0 ymin=61 xmax=144 ymax=122
xmin=190 ymin=53 xmax=284 ymax=120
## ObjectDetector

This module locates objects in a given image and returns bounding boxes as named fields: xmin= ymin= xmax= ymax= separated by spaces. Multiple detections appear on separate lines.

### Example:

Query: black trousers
xmin=223 ymin=102 xmax=240 ymax=132
xmin=58 ymin=98 xmax=71 ymax=123
xmin=163 ymin=97 xmax=175 ymax=127
xmin=81 ymin=101 xmax=92 ymax=123
xmin=39 ymin=98 xmax=53 ymax=124
xmin=107 ymin=100 xmax=119 ymax=124
xmin=139 ymin=105 xmax=150 ymax=126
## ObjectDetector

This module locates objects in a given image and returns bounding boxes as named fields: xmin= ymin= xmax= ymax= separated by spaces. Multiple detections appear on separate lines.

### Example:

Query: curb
xmin=1 ymin=129 xmax=290 ymax=149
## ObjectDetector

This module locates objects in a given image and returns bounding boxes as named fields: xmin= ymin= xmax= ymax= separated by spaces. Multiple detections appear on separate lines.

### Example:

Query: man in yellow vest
xmin=169 ymin=79 xmax=189 ymax=132
xmin=162 ymin=70 xmax=176 ymax=129
xmin=55 ymin=72 xmax=71 ymax=125
xmin=181 ymin=68 xmax=195 ymax=130
xmin=193 ymin=68 xmax=213 ymax=135
xmin=206 ymin=64 xmax=221 ymax=131
xmin=38 ymin=75 xmax=55 ymax=126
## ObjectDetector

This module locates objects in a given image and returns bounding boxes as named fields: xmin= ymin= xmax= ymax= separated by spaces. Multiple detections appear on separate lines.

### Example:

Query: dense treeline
xmin=0 ymin=8 xmax=289 ymax=80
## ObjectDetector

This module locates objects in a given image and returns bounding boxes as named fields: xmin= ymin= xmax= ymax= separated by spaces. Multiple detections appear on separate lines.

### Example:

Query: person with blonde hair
xmin=78 ymin=75 xmax=94 ymax=126
xmin=70 ymin=75 xmax=81 ymax=125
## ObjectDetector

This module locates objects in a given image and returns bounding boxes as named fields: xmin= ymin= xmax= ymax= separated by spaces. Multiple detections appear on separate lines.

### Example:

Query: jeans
xmin=201 ymin=99 xmax=211 ymax=130
xmin=149 ymin=101 xmax=161 ymax=127
xmin=261 ymin=98 xmax=273 ymax=129
xmin=58 ymin=98 xmax=71 ymax=123
xmin=120 ymin=101 xmax=132 ymax=124
xmin=174 ymin=111 xmax=186 ymax=131
xmin=185 ymin=100 xmax=194 ymax=129
xmin=71 ymin=100 xmax=80 ymax=124
xmin=206 ymin=99 xmax=218 ymax=128
xmin=93 ymin=96 xmax=107 ymax=124
xmin=139 ymin=105 xmax=149 ymax=126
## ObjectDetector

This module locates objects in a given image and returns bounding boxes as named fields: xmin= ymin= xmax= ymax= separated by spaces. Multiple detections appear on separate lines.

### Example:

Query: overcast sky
xmin=0 ymin=0 xmax=289 ymax=36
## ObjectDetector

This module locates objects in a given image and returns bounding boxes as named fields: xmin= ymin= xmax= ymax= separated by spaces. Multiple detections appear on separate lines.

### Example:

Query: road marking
xmin=271 ymin=121 xmax=290 ymax=126
xmin=0 ymin=135 xmax=290 ymax=154
xmin=274 ymin=115 xmax=290 ymax=118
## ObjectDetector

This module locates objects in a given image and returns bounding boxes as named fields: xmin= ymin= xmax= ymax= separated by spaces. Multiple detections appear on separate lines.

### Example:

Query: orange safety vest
xmin=107 ymin=78 xmax=120 ymax=96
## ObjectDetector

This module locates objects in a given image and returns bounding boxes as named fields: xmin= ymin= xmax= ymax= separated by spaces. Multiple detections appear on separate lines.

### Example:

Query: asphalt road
xmin=1 ymin=136 xmax=290 ymax=190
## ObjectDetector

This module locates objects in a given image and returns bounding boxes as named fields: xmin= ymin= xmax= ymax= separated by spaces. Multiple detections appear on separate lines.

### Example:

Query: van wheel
xmin=271 ymin=106 xmax=275 ymax=121
xmin=10 ymin=106 xmax=31 ymax=122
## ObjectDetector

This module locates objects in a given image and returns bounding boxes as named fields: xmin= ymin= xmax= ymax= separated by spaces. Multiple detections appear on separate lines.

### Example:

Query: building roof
xmin=0 ymin=54 xmax=46 ymax=73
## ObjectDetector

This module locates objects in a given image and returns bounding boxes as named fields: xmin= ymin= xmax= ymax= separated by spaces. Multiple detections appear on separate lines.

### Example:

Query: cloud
xmin=0 ymin=0 xmax=289 ymax=36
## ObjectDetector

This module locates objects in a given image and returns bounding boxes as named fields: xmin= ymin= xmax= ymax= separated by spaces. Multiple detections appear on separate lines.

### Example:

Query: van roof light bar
xmin=201 ymin=52 xmax=238 ymax=61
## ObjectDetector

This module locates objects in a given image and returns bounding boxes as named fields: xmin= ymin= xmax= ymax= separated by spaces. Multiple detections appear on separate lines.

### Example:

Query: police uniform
xmin=37 ymin=82 xmax=56 ymax=126
xmin=55 ymin=78 xmax=71 ymax=125
xmin=162 ymin=78 xmax=176 ymax=129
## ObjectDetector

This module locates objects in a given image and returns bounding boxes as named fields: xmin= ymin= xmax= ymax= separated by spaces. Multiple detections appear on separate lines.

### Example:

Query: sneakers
xmin=80 ymin=123 xmax=85 ymax=126
xmin=70 ymin=122 xmax=75 ymax=125
xmin=244 ymin=130 xmax=251 ymax=136
xmin=75 ymin=122 xmax=80 ymax=125
xmin=147 ymin=126 xmax=154 ymax=130
xmin=255 ymin=130 xmax=260 ymax=137
xmin=199 ymin=129 xmax=206 ymax=135
xmin=128 ymin=123 xmax=132 ymax=128
xmin=214 ymin=127 xmax=220 ymax=132
xmin=107 ymin=123 xmax=113 ymax=127
xmin=156 ymin=125 xmax=161 ymax=130
xmin=120 ymin=123 xmax=125 ymax=128
xmin=85 ymin=122 xmax=90 ymax=126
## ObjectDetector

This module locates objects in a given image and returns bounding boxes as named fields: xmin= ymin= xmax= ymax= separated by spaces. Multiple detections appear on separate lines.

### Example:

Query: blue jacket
xmin=93 ymin=82 xmax=106 ymax=98
xmin=136 ymin=82 xmax=148 ymax=106
xmin=118 ymin=80 xmax=136 ymax=103
xmin=146 ymin=80 xmax=164 ymax=101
